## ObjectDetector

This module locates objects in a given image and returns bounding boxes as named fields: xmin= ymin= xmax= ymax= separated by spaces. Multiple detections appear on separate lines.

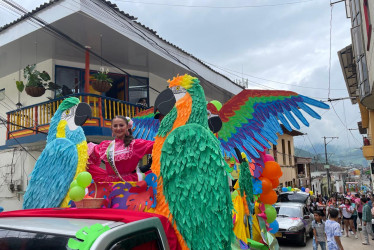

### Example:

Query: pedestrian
xmin=339 ymin=197 xmax=357 ymax=238
xmin=313 ymin=211 xmax=326 ymax=250
xmin=325 ymin=208 xmax=344 ymax=250
xmin=361 ymin=197 xmax=374 ymax=245
xmin=326 ymin=198 xmax=337 ymax=219
xmin=355 ymin=194 xmax=363 ymax=228
xmin=317 ymin=196 xmax=326 ymax=219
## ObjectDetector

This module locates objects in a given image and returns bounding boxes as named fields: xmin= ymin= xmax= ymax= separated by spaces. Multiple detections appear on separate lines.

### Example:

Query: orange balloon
xmin=259 ymin=177 xmax=272 ymax=194
xmin=259 ymin=190 xmax=277 ymax=204
xmin=261 ymin=161 xmax=282 ymax=180
xmin=270 ymin=178 xmax=280 ymax=188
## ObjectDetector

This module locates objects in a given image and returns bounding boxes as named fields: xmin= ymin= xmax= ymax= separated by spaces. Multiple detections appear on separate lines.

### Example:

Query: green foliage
xmin=68 ymin=223 xmax=110 ymax=250
xmin=92 ymin=67 xmax=113 ymax=84
xmin=23 ymin=64 xmax=60 ymax=90
xmin=16 ymin=81 xmax=24 ymax=93
xmin=161 ymin=124 xmax=233 ymax=250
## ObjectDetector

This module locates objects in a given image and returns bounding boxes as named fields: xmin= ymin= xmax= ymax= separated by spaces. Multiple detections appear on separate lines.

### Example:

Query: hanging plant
xmin=23 ymin=64 xmax=60 ymax=97
xmin=90 ymin=67 xmax=113 ymax=93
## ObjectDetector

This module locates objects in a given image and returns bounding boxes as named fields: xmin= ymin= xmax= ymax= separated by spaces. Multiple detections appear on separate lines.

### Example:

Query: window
xmin=128 ymin=76 xmax=149 ymax=106
xmin=0 ymin=228 xmax=71 ymax=250
xmin=350 ymin=0 xmax=371 ymax=98
xmin=109 ymin=228 xmax=162 ymax=250
xmin=288 ymin=140 xmax=292 ymax=165
xmin=363 ymin=0 xmax=372 ymax=50
xmin=281 ymin=139 xmax=286 ymax=165
xmin=273 ymin=145 xmax=278 ymax=162
xmin=55 ymin=66 xmax=82 ymax=97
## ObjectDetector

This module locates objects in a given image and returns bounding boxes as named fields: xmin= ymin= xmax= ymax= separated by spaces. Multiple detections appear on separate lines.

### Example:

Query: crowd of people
xmin=309 ymin=192 xmax=374 ymax=249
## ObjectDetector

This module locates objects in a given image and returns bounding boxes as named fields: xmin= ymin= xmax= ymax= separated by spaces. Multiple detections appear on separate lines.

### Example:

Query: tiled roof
xmin=0 ymin=0 xmax=241 ymax=88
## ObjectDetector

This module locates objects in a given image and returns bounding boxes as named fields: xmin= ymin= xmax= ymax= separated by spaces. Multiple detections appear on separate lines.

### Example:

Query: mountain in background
xmin=294 ymin=144 xmax=368 ymax=168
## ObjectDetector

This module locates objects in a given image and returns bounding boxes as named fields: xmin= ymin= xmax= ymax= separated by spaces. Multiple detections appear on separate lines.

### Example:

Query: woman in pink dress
xmin=87 ymin=115 xmax=154 ymax=182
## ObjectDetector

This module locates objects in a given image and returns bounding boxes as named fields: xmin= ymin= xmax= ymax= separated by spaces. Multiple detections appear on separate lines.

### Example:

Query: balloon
xmin=264 ymin=154 xmax=275 ymax=162
xmin=70 ymin=180 xmax=78 ymax=189
xmin=291 ymin=188 xmax=295 ymax=191
xmin=265 ymin=204 xmax=277 ymax=223
xmin=76 ymin=172 xmax=92 ymax=188
xmin=301 ymin=187 xmax=305 ymax=192
xmin=305 ymin=188 xmax=310 ymax=193
xmin=270 ymin=178 xmax=279 ymax=188
xmin=261 ymin=161 xmax=282 ymax=180
xmin=0 ymin=206 xmax=3 ymax=213
xmin=287 ymin=186 xmax=292 ymax=191
xmin=282 ymin=187 xmax=288 ymax=192
xmin=210 ymin=100 xmax=222 ymax=111
xmin=260 ymin=177 xmax=273 ymax=194
xmin=69 ymin=186 xmax=85 ymax=202
xmin=259 ymin=190 xmax=277 ymax=204
xmin=269 ymin=220 xmax=279 ymax=234
xmin=309 ymin=191 xmax=314 ymax=195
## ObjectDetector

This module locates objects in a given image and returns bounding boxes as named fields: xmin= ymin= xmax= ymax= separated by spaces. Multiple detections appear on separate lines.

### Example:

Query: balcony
xmin=362 ymin=145 xmax=374 ymax=160
xmin=6 ymin=93 xmax=146 ymax=146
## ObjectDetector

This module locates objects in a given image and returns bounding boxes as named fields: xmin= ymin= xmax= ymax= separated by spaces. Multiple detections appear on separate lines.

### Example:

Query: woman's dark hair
xmin=313 ymin=211 xmax=322 ymax=216
xmin=112 ymin=115 xmax=134 ymax=147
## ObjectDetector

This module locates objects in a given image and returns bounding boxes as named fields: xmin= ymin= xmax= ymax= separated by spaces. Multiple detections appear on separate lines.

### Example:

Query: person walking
xmin=339 ymin=198 xmax=357 ymax=238
xmin=325 ymin=208 xmax=344 ymax=250
xmin=361 ymin=197 xmax=374 ymax=245
xmin=313 ymin=211 xmax=326 ymax=250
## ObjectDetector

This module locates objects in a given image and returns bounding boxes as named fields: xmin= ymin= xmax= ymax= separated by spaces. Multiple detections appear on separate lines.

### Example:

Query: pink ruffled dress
xmin=87 ymin=139 xmax=154 ymax=182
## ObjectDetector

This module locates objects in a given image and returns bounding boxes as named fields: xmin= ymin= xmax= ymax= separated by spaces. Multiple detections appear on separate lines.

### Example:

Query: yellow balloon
xmin=291 ymin=188 xmax=295 ymax=191
xmin=309 ymin=191 xmax=314 ymax=195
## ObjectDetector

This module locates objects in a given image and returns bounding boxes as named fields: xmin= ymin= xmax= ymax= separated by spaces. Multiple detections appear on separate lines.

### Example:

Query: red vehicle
xmin=0 ymin=208 xmax=180 ymax=250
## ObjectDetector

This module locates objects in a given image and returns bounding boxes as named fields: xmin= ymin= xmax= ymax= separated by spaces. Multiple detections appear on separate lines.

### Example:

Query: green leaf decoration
xmin=68 ymin=223 xmax=110 ymax=250
xmin=16 ymin=81 xmax=24 ymax=93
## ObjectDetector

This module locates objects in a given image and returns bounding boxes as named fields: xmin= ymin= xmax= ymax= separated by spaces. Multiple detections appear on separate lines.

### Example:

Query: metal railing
xmin=6 ymin=93 xmax=146 ymax=138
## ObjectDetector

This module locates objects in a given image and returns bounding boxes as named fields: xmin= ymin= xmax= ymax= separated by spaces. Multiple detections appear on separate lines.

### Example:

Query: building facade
xmin=338 ymin=0 xmax=374 ymax=190
xmin=0 ymin=0 xmax=242 ymax=211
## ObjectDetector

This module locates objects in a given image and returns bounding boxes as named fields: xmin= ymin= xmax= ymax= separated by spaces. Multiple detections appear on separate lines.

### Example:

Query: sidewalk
xmin=340 ymin=229 xmax=374 ymax=250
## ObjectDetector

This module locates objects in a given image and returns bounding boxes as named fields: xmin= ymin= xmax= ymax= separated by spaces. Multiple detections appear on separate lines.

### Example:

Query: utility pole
xmin=323 ymin=136 xmax=338 ymax=197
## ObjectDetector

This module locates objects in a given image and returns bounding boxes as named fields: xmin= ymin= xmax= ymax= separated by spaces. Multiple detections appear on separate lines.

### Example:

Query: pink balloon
xmin=305 ymin=188 xmax=310 ymax=193
xmin=264 ymin=154 xmax=275 ymax=162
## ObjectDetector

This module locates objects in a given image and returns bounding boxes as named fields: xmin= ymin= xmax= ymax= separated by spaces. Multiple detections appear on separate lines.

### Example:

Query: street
xmin=279 ymin=229 xmax=374 ymax=250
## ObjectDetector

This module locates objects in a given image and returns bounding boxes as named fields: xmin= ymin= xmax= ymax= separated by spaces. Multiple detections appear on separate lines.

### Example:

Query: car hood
xmin=277 ymin=216 xmax=303 ymax=230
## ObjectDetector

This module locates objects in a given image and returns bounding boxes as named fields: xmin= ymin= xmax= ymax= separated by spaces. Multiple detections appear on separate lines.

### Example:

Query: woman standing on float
xmin=87 ymin=115 xmax=154 ymax=182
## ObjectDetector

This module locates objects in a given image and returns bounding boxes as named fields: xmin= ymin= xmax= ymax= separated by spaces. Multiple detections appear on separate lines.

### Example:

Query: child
xmin=361 ymin=197 xmax=374 ymax=245
xmin=312 ymin=211 xmax=326 ymax=250
xmin=325 ymin=208 xmax=344 ymax=250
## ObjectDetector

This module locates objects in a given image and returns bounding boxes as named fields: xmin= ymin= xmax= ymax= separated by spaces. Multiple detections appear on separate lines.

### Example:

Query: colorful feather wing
xmin=132 ymin=107 xmax=160 ymax=140
xmin=218 ymin=90 xmax=329 ymax=177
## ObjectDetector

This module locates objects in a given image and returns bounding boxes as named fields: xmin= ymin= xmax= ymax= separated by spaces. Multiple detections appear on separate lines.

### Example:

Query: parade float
xmin=21 ymin=74 xmax=329 ymax=250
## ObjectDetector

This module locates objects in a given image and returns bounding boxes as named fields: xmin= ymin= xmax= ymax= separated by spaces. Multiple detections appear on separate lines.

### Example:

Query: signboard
xmin=324 ymin=165 xmax=330 ymax=169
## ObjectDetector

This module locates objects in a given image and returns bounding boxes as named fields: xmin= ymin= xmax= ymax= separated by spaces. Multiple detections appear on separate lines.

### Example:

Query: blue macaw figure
xmin=23 ymin=97 xmax=91 ymax=209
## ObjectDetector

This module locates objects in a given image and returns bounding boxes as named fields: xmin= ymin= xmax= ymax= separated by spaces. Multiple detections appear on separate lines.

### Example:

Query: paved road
xmin=278 ymin=229 xmax=374 ymax=249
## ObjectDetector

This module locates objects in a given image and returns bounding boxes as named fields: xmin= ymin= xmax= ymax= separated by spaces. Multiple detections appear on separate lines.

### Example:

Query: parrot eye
xmin=65 ymin=110 xmax=70 ymax=115
xmin=176 ymin=86 xmax=180 ymax=90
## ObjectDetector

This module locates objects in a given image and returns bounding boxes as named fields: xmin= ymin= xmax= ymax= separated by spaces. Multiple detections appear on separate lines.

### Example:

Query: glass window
xmin=275 ymin=206 xmax=302 ymax=218
xmin=55 ymin=66 xmax=81 ymax=97
xmin=128 ymin=76 xmax=149 ymax=107
xmin=0 ymin=228 xmax=71 ymax=250
xmin=108 ymin=228 xmax=161 ymax=250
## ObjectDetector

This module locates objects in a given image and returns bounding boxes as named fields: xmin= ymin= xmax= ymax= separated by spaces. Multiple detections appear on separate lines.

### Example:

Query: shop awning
xmin=338 ymin=45 xmax=358 ymax=104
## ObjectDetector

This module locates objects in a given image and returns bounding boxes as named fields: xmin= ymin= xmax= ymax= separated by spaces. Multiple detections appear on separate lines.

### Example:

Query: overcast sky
xmin=0 ymin=0 xmax=365 ymax=160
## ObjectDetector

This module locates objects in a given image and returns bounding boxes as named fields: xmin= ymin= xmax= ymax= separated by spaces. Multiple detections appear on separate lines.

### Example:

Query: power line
xmin=115 ymin=0 xmax=314 ymax=9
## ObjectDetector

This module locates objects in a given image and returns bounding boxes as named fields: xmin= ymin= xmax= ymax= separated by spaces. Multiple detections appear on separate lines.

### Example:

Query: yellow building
xmin=338 ymin=0 xmax=374 ymax=189
xmin=267 ymin=125 xmax=303 ymax=188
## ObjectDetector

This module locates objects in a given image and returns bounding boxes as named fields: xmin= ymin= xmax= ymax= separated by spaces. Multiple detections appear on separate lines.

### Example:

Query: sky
xmin=0 ymin=0 xmax=366 ymax=162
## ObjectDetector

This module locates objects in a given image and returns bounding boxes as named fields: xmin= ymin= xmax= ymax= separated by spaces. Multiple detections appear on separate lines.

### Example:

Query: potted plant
xmin=91 ymin=67 xmax=113 ymax=92
xmin=23 ymin=64 xmax=60 ymax=97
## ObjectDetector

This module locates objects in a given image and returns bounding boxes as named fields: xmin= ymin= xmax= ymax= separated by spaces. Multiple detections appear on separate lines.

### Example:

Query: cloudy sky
xmin=0 ymin=0 xmax=365 ymax=160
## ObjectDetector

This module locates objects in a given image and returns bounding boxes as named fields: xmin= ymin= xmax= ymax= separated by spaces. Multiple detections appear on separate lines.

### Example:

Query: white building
xmin=0 ymin=0 xmax=242 ymax=211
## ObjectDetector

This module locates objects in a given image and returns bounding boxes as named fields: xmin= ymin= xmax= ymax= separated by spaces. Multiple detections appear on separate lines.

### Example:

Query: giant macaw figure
xmin=23 ymin=97 xmax=91 ymax=209
xmin=132 ymin=76 xmax=329 ymax=249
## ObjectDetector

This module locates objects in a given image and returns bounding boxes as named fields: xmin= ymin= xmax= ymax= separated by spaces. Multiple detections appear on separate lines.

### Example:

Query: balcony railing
xmin=6 ymin=93 xmax=146 ymax=140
